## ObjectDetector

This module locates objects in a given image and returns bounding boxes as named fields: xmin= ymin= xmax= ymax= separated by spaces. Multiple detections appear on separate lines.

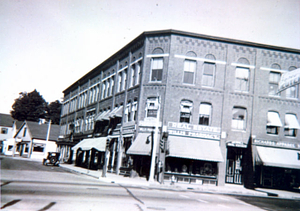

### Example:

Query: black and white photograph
xmin=1 ymin=0 xmax=300 ymax=210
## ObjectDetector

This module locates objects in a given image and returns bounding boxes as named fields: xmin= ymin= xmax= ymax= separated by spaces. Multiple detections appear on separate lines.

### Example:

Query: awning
xmin=109 ymin=106 xmax=123 ymax=118
xmin=167 ymin=136 xmax=223 ymax=162
xmin=285 ymin=114 xmax=300 ymax=129
xmin=72 ymin=137 xmax=107 ymax=152
xmin=256 ymin=146 xmax=300 ymax=169
xmin=127 ymin=133 xmax=153 ymax=156
xmin=96 ymin=110 xmax=111 ymax=121
xmin=267 ymin=112 xmax=283 ymax=127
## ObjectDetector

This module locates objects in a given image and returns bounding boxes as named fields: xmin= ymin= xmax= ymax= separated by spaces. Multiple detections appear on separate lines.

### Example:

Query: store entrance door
xmin=226 ymin=147 xmax=244 ymax=184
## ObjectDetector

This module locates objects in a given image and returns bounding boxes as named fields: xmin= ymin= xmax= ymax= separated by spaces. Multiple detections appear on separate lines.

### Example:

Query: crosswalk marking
xmin=179 ymin=195 xmax=190 ymax=198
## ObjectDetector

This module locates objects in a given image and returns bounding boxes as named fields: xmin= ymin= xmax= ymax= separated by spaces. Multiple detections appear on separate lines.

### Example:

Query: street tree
xmin=11 ymin=89 xmax=47 ymax=122
xmin=46 ymin=100 xmax=62 ymax=125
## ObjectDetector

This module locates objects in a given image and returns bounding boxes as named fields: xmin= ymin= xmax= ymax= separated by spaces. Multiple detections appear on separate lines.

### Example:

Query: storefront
xmin=126 ymin=132 xmax=155 ymax=179
xmin=164 ymin=122 xmax=223 ymax=185
xmin=225 ymin=141 xmax=248 ymax=184
xmin=253 ymin=139 xmax=300 ymax=190
xmin=72 ymin=137 xmax=107 ymax=169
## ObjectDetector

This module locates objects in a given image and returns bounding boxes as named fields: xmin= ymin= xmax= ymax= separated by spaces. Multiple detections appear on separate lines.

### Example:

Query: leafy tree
xmin=46 ymin=100 xmax=62 ymax=125
xmin=11 ymin=89 xmax=47 ymax=122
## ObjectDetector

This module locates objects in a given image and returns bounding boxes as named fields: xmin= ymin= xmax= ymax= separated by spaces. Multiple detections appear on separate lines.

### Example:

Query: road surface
xmin=1 ymin=156 xmax=300 ymax=211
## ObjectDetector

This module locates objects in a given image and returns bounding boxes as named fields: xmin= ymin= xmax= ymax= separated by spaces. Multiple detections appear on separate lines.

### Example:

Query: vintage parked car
xmin=43 ymin=152 xmax=60 ymax=166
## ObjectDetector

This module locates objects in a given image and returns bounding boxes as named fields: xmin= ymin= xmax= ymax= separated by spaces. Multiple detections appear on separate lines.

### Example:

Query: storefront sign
xmin=254 ymin=139 xmax=300 ymax=149
xmin=167 ymin=122 xmax=221 ymax=140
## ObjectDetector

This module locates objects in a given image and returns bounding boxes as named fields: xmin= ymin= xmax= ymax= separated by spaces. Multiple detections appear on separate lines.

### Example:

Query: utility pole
xmin=148 ymin=97 xmax=160 ymax=182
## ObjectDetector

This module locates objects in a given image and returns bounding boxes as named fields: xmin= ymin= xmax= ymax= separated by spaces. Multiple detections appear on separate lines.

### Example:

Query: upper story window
xmin=266 ymin=111 xmax=282 ymax=135
xmin=146 ymin=97 xmax=159 ymax=118
xmin=180 ymin=100 xmax=193 ymax=123
xmin=232 ymin=107 xmax=247 ymax=130
xmin=117 ymin=72 xmax=122 ymax=92
xmin=101 ymin=83 xmax=106 ymax=99
xmin=202 ymin=62 xmax=215 ymax=87
xmin=286 ymin=66 xmax=298 ymax=99
xmin=125 ymin=102 xmax=131 ymax=122
xmin=151 ymin=57 xmax=163 ymax=82
xmin=235 ymin=67 xmax=249 ymax=91
xmin=269 ymin=71 xmax=281 ymax=96
xmin=130 ymin=63 xmax=135 ymax=88
xmin=110 ymin=76 xmax=114 ymax=96
xmin=284 ymin=114 xmax=300 ymax=137
xmin=183 ymin=60 xmax=196 ymax=84
xmin=122 ymin=69 xmax=127 ymax=91
xmin=199 ymin=103 xmax=212 ymax=126
xmin=202 ymin=54 xmax=216 ymax=87
xmin=1 ymin=128 xmax=8 ymax=134
xmin=132 ymin=99 xmax=138 ymax=121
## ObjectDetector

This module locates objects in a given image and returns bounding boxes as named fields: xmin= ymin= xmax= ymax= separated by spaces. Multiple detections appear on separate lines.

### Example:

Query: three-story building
xmin=58 ymin=29 xmax=300 ymax=189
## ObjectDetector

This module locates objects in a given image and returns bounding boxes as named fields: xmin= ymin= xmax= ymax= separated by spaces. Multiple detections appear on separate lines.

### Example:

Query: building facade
xmin=59 ymin=30 xmax=300 ymax=189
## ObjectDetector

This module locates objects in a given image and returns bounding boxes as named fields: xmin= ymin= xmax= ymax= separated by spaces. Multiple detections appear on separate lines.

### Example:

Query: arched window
xmin=202 ymin=54 xmax=216 ymax=87
xmin=235 ymin=58 xmax=250 ymax=91
xmin=150 ymin=48 xmax=164 ymax=82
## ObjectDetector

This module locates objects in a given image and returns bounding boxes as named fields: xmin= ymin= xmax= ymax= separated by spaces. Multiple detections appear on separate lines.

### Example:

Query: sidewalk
xmin=59 ymin=163 xmax=300 ymax=199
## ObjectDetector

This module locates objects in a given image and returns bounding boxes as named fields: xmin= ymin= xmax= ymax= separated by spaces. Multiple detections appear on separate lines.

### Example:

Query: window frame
xmin=202 ymin=62 xmax=215 ymax=87
xmin=235 ymin=67 xmax=250 ymax=92
xmin=150 ymin=57 xmax=163 ymax=82
xmin=183 ymin=59 xmax=196 ymax=84
xmin=199 ymin=103 xmax=212 ymax=126
xmin=232 ymin=107 xmax=247 ymax=130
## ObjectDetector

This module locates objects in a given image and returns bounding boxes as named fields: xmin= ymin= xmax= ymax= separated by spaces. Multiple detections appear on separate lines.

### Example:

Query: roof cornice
xmin=63 ymin=29 xmax=300 ymax=94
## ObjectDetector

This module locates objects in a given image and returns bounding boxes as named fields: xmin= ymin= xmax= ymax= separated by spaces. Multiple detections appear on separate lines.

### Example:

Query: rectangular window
xmin=180 ymin=100 xmax=193 ymax=123
xmin=183 ymin=60 xmax=196 ymax=84
xmin=122 ymin=70 xmax=127 ymax=91
xmin=118 ymin=73 xmax=122 ymax=92
xmin=232 ymin=107 xmax=247 ymax=130
xmin=235 ymin=67 xmax=249 ymax=91
xmin=146 ymin=97 xmax=159 ymax=118
xmin=199 ymin=103 xmax=211 ymax=125
xmin=132 ymin=101 xmax=138 ymax=121
xmin=130 ymin=65 xmax=135 ymax=87
xmin=102 ymin=83 xmax=106 ymax=99
xmin=110 ymin=76 xmax=114 ymax=95
xmin=202 ymin=63 xmax=215 ymax=87
xmin=1 ymin=128 xmax=8 ymax=134
xmin=136 ymin=62 xmax=141 ymax=85
xmin=284 ymin=114 xmax=300 ymax=137
xmin=269 ymin=72 xmax=281 ymax=96
xmin=266 ymin=111 xmax=282 ymax=135
xmin=151 ymin=58 xmax=163 ymax=81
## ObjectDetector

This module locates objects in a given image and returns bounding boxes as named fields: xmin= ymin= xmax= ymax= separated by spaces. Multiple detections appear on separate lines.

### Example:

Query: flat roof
xmin=63 ymin=29 xmax=300 ymax=94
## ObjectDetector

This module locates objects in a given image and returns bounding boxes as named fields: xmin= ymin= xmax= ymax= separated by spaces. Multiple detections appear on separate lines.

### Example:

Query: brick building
xmin=58 ymin=29 xmax=300 ymax=189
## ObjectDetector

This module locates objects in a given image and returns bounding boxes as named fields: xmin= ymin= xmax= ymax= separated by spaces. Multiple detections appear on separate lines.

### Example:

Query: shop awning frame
xmin=255 ymin=146 xmax=300 ymax=169
xmin=167 ymin=136 xmax=224 ymax=162
xmin=72 ymin=137 xmax=107 ymax=152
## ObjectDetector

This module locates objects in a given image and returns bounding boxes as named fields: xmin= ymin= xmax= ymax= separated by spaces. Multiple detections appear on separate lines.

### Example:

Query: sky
xmin=1 ymin=0 xmax=299 ymax=114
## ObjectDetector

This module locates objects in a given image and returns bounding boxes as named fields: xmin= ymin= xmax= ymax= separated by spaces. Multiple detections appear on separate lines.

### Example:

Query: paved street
xmin=1 ymin=156 xmax=300 ymax=211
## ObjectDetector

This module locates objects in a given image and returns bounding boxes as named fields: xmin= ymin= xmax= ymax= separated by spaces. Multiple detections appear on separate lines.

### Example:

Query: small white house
xmin=13 ymin=120 xmax=60 ymax=160
xmin=0 ymin=113 xmax=22 ymax=155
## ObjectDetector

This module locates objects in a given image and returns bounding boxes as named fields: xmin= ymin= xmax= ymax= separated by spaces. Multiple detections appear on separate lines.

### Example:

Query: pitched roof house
xmin=0 ymin=113 xmax=22 ymax=154
xmin=13 ymin=120 xmax=60 ymax=159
